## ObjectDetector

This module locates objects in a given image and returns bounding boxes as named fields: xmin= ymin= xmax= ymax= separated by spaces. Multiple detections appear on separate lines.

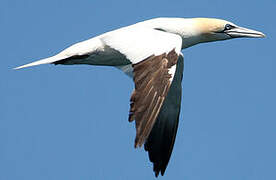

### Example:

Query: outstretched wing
xmin=102 ymin=28 xmax=183 ymax=176
xmin=145 ymin=54 xmax=184 ymax=177
xmin=129 ymin=50 xmax=179 ymax=148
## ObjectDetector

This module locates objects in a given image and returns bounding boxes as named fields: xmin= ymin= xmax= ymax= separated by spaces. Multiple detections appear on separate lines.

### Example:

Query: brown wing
xmin=145 ymin=54 xmax=184 ymax=177
xmin=128 ymin=49 xmax=179 ymax=148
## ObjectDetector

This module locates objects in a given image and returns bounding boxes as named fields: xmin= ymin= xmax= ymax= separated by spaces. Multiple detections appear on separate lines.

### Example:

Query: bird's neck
xmin=138 ymin=18 xmax=203 ymax=49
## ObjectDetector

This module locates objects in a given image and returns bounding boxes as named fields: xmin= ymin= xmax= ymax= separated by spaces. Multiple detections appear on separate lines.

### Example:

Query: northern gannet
xmin=15 ymin=17 xmax=265 ymax=177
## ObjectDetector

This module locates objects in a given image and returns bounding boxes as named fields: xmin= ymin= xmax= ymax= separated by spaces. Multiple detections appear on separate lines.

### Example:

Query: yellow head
xmin=192 ymin=18 xmax=265 ymax=43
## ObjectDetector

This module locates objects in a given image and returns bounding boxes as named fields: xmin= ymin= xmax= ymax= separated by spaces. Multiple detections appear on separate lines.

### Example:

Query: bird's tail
xmin=14 ymin=54 xmax=67 ymax=70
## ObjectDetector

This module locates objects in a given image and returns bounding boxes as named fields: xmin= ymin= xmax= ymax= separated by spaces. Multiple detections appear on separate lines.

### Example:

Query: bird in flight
xmin=15 ymin=17 xmax=265 ymax=177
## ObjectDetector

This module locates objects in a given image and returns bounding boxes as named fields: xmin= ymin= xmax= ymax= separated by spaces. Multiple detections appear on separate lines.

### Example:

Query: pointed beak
xmin=225 ymin=26 xmax=265 ymax=38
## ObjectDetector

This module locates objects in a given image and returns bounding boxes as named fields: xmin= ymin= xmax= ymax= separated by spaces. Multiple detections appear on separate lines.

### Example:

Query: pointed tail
xmin=14 ymin=54 xmax=67 ymax=70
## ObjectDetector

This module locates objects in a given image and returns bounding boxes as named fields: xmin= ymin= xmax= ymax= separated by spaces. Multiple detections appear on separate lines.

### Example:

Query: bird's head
xmin=192 ymin=18 xmax=265 ymax=43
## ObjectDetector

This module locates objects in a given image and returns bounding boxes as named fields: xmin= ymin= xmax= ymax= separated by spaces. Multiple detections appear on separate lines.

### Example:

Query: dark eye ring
xmin=225 ymin=24 xmax=235 ymax=30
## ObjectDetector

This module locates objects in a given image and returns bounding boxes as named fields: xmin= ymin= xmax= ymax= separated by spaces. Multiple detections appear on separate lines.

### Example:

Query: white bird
xmin=15 ymin=17 xmax=265 ymax=177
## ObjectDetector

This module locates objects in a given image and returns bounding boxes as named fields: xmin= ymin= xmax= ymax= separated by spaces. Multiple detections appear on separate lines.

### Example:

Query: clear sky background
xmin=1 ymin=0 xmax=275 ymax=179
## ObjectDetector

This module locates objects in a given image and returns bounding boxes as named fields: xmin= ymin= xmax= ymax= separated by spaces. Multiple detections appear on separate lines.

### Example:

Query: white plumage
xmin=14 ymin=17 xmax=265 ymax=177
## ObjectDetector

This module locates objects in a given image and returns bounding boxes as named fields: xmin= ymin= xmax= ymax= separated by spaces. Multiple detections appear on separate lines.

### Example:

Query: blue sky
xmin=1 ymin=0 xmax=275 ymax=179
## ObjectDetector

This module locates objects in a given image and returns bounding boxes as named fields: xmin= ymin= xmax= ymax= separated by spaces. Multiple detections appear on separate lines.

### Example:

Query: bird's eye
xmin=224 ymin=24 xmax=235 ymax=31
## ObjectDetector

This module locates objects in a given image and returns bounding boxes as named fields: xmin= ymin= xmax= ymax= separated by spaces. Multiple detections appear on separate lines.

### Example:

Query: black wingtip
xmin=152 ymin=161 xmax=167 ymax=177
xmin=144 ymin=55 xmax=184 ymax=177
xmin=161 ymin=169 xmax=165 ymax=176
xmin=152 ymin=162 xmax=168 ymax=177
xmin=155 ymin=171 xmax=159 ymax=178
xmin=153 ymin=164 xmax=161 ymax=177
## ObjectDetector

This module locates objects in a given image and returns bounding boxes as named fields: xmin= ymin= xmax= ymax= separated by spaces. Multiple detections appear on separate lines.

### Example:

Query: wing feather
xmin=145 ymin=55 xmax=184 ymax=177
xmin=103 ymin=28 xmax=183 ymax=176
xmin=129 ymin=50 xmax=179 ymax=148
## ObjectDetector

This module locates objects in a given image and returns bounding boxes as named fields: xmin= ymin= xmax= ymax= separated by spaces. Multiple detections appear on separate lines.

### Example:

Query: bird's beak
xmin=225 ymin=26 xmax=265 ymax=38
